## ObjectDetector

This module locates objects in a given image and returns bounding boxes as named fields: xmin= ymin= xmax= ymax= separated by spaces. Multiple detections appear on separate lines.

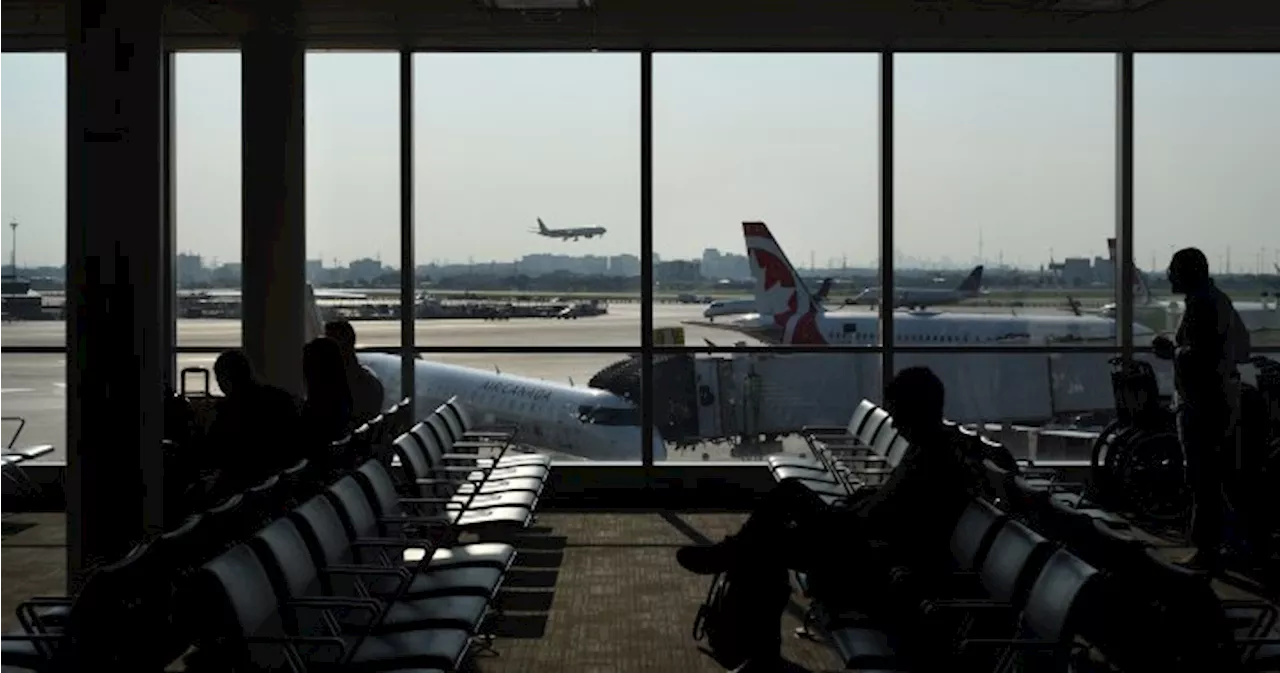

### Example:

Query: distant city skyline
xmin=3 ymin=53 xmax=1278 ymax=270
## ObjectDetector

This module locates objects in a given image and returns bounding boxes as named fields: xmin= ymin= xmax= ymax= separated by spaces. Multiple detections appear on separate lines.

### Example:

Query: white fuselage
xmin=358 ymin=353 xmax=665 ymax=461
xmin=704 ymin=298 xmax=756 ymax=319
xmin=736 ymin=308 xmax=1153 ymax=346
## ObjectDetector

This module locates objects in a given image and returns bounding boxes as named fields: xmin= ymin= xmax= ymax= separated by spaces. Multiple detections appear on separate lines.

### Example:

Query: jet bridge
xmin=608 ymin=351 xmax=1177 ymax=447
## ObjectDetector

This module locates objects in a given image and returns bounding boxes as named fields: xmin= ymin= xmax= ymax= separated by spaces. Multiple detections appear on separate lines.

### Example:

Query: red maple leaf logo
xmin=751 ymin=249 xmax=795 ymax=291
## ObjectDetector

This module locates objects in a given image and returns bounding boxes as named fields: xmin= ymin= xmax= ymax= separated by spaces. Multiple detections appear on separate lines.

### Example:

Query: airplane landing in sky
xmin=531 ymin=217 xmax=607 ymax=242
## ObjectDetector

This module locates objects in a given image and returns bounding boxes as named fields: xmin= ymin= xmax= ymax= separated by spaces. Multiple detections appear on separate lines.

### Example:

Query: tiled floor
xmin=0 ymin=511 xmax=842 ymax=672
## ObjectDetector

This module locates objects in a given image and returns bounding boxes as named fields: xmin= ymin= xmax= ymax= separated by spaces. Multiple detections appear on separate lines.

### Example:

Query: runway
xmin=0 ymin=301 xmax=1105 ymax=462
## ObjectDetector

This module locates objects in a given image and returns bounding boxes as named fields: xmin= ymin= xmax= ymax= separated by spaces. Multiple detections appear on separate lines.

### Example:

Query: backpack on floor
xmin=691 ymin=564 xmax=791 ymax=670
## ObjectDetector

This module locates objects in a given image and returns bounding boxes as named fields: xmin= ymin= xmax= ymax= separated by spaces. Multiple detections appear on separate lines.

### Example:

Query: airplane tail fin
xmin=1105 ymin=237 xmax=1153 ymax=305
xmin=741 ymin=221 xmax=817 ymax=316
xmin=957 ymin=265 xmax=984 ymax=293
xmin=537 ymin=218 xmax=548 ymax=232
xmin=303 ymin=283 xmax=325 ymax=344
xmin=814 ymin=278 xmax=833 ymax=303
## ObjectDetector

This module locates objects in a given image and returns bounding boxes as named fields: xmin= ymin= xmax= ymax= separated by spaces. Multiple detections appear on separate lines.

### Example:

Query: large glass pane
xmin=0 ymin=354 xmax=65 ymax=462
xmin=306 ymin=52 xmax=403 ymax=358
xmin=2 ymin=54 xmax=67 ymax=459
xmin=650 ymin=53 xmax=881 ymax=461
xmin=893 ymin=351 xmax=1126 ymax=461
xmin=413 ymin=54 xmax=640 ymax=348
xmin=175 ymin=53 xmax=242 ymax=352
xmin=653 ymin=54 xmax=881 ymax=349
xmin=895 ymin=54 xmax=1123 ymax=349
xmin=402 ymin=352 xmax=648 ymax=461
xmin=1135 ymin=54 xmax=1280 ymax=353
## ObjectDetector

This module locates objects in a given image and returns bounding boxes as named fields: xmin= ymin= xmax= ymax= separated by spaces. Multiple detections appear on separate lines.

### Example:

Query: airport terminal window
xmin=2 ymin=53 xmax=67 ymax=458
xmin=305 ymin=52 xmax=403 ymax=353
xmin=1134 ymin=54 xmax=1280 ymax=353
xmin=894 ymin=54 xmax=1119 ymax=350
xmin=650 ymin=54 xmax=880 ymax=462
xmin=893 ymin=349 xmax=1132 ymax=461
xmin=413 ymin=53 xmax=641 ymax=349
xmin=175 ymin=52 xmax=243 ymax=354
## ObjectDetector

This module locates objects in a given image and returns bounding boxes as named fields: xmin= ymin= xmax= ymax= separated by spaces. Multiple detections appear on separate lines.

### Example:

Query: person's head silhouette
xmin=213 ymin=349 xmax=254 ymax=396
xmin=883 ymin=366 xmax=946 ymax=444
xmin=324 ymin=320 xmax=358 ymax=363
xmin=1168 ymin=247 xmax=1210 ymax=295
xmin=303 ymin=337 xmax=348 ymax=401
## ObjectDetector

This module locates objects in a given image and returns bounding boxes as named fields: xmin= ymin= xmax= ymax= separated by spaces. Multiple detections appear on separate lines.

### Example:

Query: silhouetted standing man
xmin=1153 ymin=247 xmax=1250 ymax=569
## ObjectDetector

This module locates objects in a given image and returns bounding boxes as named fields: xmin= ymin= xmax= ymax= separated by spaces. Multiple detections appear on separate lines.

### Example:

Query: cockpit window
xmin=578 ymin=405 xmax=641 ymax=426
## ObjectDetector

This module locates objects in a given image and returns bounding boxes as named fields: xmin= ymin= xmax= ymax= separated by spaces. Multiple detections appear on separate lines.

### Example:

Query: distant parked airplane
xmin=531 ymin=217 xmax=607 ymax=242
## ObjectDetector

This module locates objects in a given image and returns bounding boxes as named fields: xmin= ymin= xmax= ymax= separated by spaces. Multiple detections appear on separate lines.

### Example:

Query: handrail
xmin=2 ymin=416 xmax=26 ymax=450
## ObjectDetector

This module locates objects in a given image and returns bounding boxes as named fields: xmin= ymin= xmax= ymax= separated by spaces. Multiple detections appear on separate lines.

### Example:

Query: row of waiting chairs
xmin=779 ymin=398 xmax=1280 ymax=671
xmin=2 ymin=396 xmax=553 ymax=672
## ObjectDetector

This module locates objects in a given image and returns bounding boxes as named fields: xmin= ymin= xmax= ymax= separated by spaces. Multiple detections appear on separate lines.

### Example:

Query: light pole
xmin=7 ymin=219 xmax=17 ymax=278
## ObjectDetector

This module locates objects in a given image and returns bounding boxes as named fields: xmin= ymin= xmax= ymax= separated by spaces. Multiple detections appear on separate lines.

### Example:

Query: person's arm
xmin=853 ymin=447 xmax=923 ymax=522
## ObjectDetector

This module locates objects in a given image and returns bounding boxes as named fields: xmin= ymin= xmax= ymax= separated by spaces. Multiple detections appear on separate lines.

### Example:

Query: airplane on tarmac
xmin=301 ymin=285 xmax=664 ymax=461
xmin=845 ymin=265 xmax=985 ymax=309
xmin=723 ymin=221 xmax=1154 ymax=347
xmin=703 ymin=278 xmax=832 ymax=322
xmin=531 ymin=217 xmax=607 ymax=242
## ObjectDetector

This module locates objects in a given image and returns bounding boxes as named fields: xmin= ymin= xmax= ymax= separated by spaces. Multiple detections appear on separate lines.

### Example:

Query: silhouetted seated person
xmin=325 ymin=319 xmax=386 ymax=424
xmin=207 ymin=350 xmax=301 ymax=494
xmin=300 ymin=337 xmax=357 ymax=466
xmin=677 ymin=367 xmax=975 ymax=669
xmin=1153 ymin=246 xmax=1250 ymax=570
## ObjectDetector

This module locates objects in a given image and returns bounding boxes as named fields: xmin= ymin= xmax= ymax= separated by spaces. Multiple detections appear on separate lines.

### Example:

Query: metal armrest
xmin=351 ymin=537 xmax=432 ymax=550
xmin=289 ymin=596 xmax=382 ymax=615
xmin=959 ymin=637 xmax=1064 ymax=653
xmin=802 ymin=425 xmax=850 ymax=435
xmin=377 ymin=515 xmax=452 ymax=531
xmin=16 ymin=597 xmax=73 ymax=634
xmin=322 ymin=564 xmax=411 ymax=579
xmin=922 ymin=599 xmax=1010 ymax=615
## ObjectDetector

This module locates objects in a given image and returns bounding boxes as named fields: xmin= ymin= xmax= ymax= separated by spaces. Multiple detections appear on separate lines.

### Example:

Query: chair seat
xmin=472 ymin=454 xmax=552 ymax=468
xmin=349 ymin=627 xmax=471 ymax=671
xmin=368 ymin=566 xmax=504 ymax=599
xmin=772 ymin=466 xmax=838 ymax=483
xmin=0 ymin=638 xmax=53 ymax=669
xmin=448 ymin=490 xmax=537 ymax=511
xmin=466 ymin=465 xmax=548 ymax=482
xmin=827 ymin=626 xmax=901 ymax=670
xmin=784 ymin=478 xmax=851 ymax=497
xmin=767 ymin=454 xmax=824 ymax=470
xmin=453 ymin=477 xmax=544 ymax=496
xmin=344 ymin=595 xmax=488 ymax=633
xmin=403 ymin=542 xmax=517 ymax=569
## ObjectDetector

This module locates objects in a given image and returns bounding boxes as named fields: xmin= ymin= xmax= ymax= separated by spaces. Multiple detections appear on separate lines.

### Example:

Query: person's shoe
xmin=676 ymin=537 xmax=739 ymax=575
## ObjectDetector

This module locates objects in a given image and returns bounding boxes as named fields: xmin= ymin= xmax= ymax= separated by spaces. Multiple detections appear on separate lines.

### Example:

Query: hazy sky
xmin=2 ymin=52 xmax=1277 ymax=273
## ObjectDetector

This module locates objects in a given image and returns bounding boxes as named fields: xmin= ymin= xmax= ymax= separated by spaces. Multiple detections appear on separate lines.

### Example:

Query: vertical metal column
xmin=1115 ymin=51 xmax=1136 ymax=358
xmin=65 ymin=0 xmax=169 ymax=592
xmin=162 ymin=51 xmax=177 ymax=390
xmin=242 ymin=3 xmax=307 ymax=395
xmin=878 ymin=52 xmax=896 ymax=392
xmin=400 ymin=51 xmax=416 ymax=410
xmin=640 ymin=50 xmax=655 ymax=467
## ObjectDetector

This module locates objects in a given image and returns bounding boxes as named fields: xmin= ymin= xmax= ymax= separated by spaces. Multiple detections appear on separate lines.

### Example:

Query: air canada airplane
xmin=703 ymin=278 xmax=832 ymax=322
xmin=728 ymin=221 xmax=1154 ymax=346
xmin=846 ymin=265 xmax=985 ymax=309
xmin=302 ymin=285 xmax=663 ymax=461
xmin=531 ymin=217 xmax=607 ymax=242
